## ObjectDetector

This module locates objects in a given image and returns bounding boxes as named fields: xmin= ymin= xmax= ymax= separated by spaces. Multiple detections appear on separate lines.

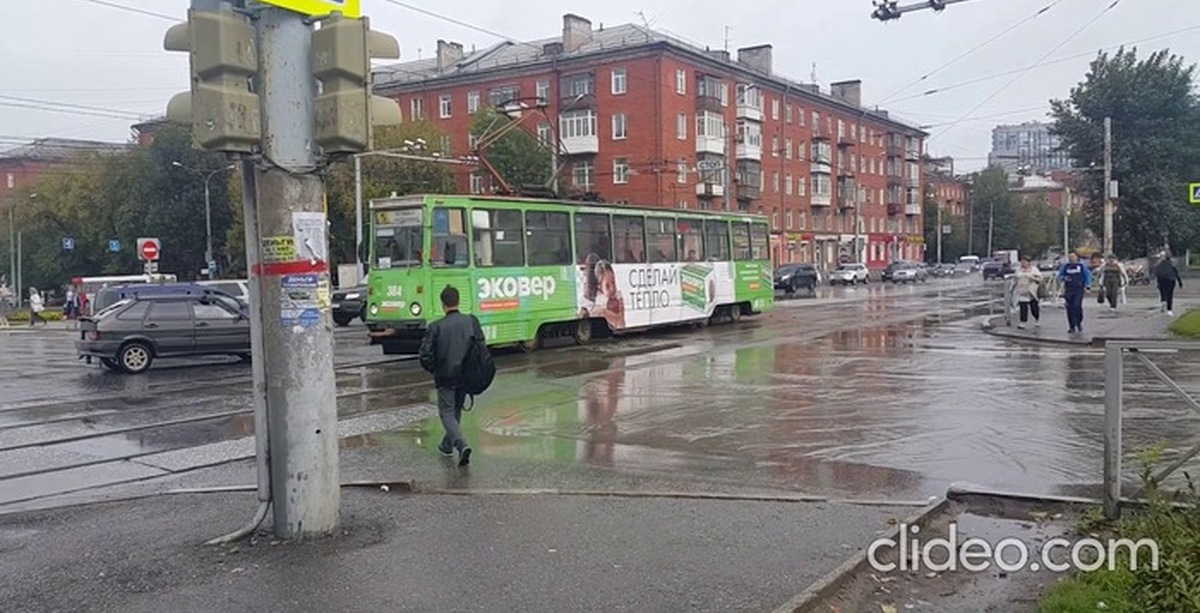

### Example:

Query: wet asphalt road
xmin=3 ymin=275 xmax=1199 ymax=510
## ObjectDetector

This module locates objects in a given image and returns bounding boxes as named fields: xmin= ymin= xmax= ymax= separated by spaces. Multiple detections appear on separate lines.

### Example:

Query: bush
xmin=6 ymin=309 xmax=65 ymax=323
xmin=1169 ymin=309 xmax=1200 ymax=338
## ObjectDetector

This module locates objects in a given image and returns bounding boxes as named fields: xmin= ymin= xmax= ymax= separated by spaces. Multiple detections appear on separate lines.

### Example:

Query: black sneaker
xmin=438 ymin=445 xmax=453 ymax=457
xmin=458 ymin=447 xmax=472 ymax=467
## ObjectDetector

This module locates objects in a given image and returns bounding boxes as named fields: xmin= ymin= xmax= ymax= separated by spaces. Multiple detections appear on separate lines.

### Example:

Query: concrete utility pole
xmin=1103 ymin=116 xmax=1113 ymax=255
xmin=354 ymin=154 xmax=363 ymax=282
xmin=722 ymin=121 xmax=731 ymax=211
xmin=253 ymin=6 xmax=340 ymax=538
xmin=936 ymin=202 xmax=943 ymax=264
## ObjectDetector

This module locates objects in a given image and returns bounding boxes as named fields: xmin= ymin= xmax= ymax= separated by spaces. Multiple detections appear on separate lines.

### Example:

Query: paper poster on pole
xmin=292 ymin=212 xmax=328 ymax=262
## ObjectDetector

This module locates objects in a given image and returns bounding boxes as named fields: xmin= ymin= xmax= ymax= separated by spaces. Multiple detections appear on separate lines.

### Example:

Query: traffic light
xmin=164 ymin=5 xmax=261 ymax=153
xmin=311 ymin=14 xmax=401 ymax=154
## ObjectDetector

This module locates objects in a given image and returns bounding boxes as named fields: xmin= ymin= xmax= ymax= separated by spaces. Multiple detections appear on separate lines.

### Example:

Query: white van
xmin=958 ymin=255 xmax=981 ymax=270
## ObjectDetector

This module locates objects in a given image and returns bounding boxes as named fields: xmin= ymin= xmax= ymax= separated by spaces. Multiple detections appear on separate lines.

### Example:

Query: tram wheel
xmin=573 ymin=319 xmax=593 ymax=345
xmin=729 ymin=304 xmax=743 ymax=323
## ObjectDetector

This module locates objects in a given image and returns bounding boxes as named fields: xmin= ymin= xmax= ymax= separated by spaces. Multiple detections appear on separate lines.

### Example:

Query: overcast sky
xmin=2 ymin=0 xmax=1198 ymax=170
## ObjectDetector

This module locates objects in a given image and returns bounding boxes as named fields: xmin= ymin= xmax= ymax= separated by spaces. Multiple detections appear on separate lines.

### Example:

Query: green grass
xmin=1039 ymin=566 xmax=1136 ymax=613
xmin=1169 ymin=309 xmax=1200 ymax=338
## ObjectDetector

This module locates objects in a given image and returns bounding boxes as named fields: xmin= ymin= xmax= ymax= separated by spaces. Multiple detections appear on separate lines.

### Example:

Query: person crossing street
xmin=1057 ymin=252 xmax=1092 ymax=334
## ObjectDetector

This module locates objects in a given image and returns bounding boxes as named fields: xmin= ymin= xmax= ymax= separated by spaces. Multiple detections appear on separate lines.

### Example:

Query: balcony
xmin=811 ymin=193 xmax=832 ymax=207
xmin=905 ymin=147 xmax=921 ymax=161
xmin=887 ymin=202 xmax=903 ymax=216
xmin=886 ymin=142 xmax=903 ymax=157
xmin=696 ymin=134 xmax=725 ymax=155
xmin=735 ymin=141 xmax=762 ymax=160
xmin=736 ymin=184 xmax=760 ymax=201
xmin=696 ymin=182 xmax=725 ymax=198
xmin=906 ymin=175 xmax=920 ymax=188
xmin=810 ymin=157 xmax=832 ymax=174
xmin=561 ymin=91 xmax=596 ymax=110
xmin=887 ymin=172 xmax=902 ymax=186
xmin=838 ymin=179 xmax=856 ymax=209
xmin=561 ymin=134 xmax=599 ymax=155
xmin=811 ymin=124 xmax=831 ymax=141
xmin=837 ymin=133 xmax=856 ymax=148
xmin=736 ymin=102 xmax=763 ymax=122
xmin=905 ymin=203 xmax=922 ymax=216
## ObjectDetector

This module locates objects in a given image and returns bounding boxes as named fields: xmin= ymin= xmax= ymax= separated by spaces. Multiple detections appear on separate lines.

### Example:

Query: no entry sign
xmin=137 ymin=238 xmax=161 ymax=261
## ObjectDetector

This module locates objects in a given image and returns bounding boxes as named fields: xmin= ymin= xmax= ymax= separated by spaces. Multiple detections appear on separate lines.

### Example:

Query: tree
xmin=1050 ymin=47 xmax=1200 ymax=257
xmin=923 ymin=189 xmax=969 ymax=263
xmin=469 ymin=108 xmax=554 ymax=195
xmin=966 ymin=166 xmax=1018 ymax=255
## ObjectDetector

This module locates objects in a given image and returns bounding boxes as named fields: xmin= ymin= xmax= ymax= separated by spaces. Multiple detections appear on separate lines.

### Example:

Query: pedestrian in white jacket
xmin=1014 ymin=257 xmax=1044 ymax=329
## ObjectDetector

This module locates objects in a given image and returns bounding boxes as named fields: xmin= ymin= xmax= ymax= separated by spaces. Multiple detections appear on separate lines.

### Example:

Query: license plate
xmin=331 ymin=302 xmax=340 ymax=309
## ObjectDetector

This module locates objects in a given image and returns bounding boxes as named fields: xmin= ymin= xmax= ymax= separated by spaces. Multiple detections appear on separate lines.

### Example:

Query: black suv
xmin=982 ymin=259 xmax=1015 ymax=280
xmin=774 ymin=264 xmax=819 ymax=295
xmin=76 ymin=293 xmax=250 ymax=374
xmin=331 ymin=285 xmax=367 ymax=326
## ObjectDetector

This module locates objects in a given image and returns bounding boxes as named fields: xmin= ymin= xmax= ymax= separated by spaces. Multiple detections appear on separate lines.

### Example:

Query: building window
xmin=785 ymin=104 xmax=793 ymax=124
xmin=536 ymin=80 xmax=550 ymax=103
xmin=798 ymin=106 xmax=805 ymax=125
xmin=771 ymin=135 xmax=779 ymax=157
xmin=560 ymin=110 xmax=597 ymax=139
xmin=735 ymin=84 xmax=761 ymax=110
xmin=613 ymin=158 xmax=629 ymax=184
xmin=440 ymin=135 xmax=452 ymax=155
xmin=812 ymin=110 xmax=819 ymax=128
xmin=799 ymin=212 xmax=807 ymax=229
xmin=410 ymin=98 xmax=424 ymax=121
xmin=467 ymin=91 xmax=480 ymax=114
xmin=612 ymin=113 xmax=627 ymax=140
xmin=785 ymin=137 xmax=793 ymax=159
xmin=772 ymin=98 xmax=780 ymax=120
xmin=537 ymin=123 xmax=552 ymax=147
xmin=785 ymin=173 xmax=793 ymax=196
xmin=813 ymin=174 xmax=832 ymax=197
xmin=676 ymin=69 xmax=687 ymax=94
xmin=612 ymin=69 xmax=627 ymax=95
xmin=677 ymin=113 xmax=687 ymax=140
xmin=469 ymin=173 xmax=484 ymax=194
xmin=736 ymin=120 xmax=762 ymax=148
xmin=572 ymin=160 xmax=594 ymax=190
xmin=785 ymin=209 xmax=793 ymax=229
xmin=772 ymin=210 xmax=779 ymax=230
xmin=489 ymin=85 xmax=519 ymax=107
xmin=678 ymin=200 xmax=688 ymax=209
xmin=797 ymin=140 xmax=806 ymax=161
xmin=772 ymin=172 xmax=779 ymax=194
xmin=696 ymin=112 xmax=725 ymax=138
xmin=677 ymin=158 xmax=687 ymax=183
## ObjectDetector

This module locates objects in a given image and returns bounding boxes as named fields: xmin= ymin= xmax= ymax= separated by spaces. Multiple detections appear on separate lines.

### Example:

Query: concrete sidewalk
xmin=0 ymin=488 xmax=914 ymax=612
xmin=982 ymin=284 xmax=1196 ymax=346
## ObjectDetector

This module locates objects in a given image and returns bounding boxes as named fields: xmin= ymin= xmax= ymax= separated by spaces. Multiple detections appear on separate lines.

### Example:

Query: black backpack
xmin=460 ymin=317 xmax=495 ymax=408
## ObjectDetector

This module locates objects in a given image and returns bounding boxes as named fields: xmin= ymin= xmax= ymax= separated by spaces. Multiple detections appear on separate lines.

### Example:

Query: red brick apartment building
xmin=924 ymin=156 xmax=969 ymax=217
xmin=0 ymin=138 xmax=129 ymax=199
xmin=373 ymin=14 xmax=928 ymax=269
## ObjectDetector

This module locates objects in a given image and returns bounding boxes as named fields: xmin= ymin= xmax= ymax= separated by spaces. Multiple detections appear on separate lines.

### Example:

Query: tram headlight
xmin=410 ymin=302 xmax=422 ymax=316
xmin=369 ymin=304 xmax=379 ymax=316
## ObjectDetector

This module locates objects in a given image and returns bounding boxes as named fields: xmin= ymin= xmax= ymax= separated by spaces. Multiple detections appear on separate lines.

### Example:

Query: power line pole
xmin=354 ymin=154 xmax=364 ymax=283
xmin=936 ymin=202 xmax=943 ymax=264
xmin=1103 ymin=116 xmax=1113 ymax=255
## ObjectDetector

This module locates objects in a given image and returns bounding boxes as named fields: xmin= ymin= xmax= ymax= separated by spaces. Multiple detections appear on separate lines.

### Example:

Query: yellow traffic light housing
xmin=312 ymin=14 xmax=401 ymax=154
xmin=164 ymin=5 xmax=261 ymax=153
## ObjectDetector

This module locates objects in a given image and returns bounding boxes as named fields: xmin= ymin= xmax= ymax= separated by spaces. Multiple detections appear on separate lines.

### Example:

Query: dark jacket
xmin=1058 ymin=261 xmax=1092 ymax=294
xmin=1156 ymin=259 xmax=1183 ymax=287
xmin=418 ymin=310 xmax=485 ymax=388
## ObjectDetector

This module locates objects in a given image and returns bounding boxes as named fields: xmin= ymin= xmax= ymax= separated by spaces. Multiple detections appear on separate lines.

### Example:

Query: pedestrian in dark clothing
xmin=1057 ymin=252 xmax=1092 ymax=334
xmin=1099 ymin=255 xmax=1127 ymax=311
xmin=1156 ymin=255 xmax=1184 ymax=316
xmin=418 ymin=285 xmax=485 ymax=467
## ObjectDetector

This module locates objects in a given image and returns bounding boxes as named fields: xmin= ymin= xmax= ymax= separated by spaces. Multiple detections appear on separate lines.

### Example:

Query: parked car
xmin=981 ymin=258 xmax=1015 ymax=280
xmin=91 ymin=282 xmax=243 ymax=314
xmin=828 ymin=263 xmax=869 ymax=285
xmin=953 ymin=262 xmax=975 ymax=276
xmin=196 ymin=279 xmax=250 ymax=306
xmin=76 ymin=293 xmax=250 ymax=374
xmin=891 ymin=261 xmax=928 ymax=283
xmin=332 ymin=285 xmax=368 ymax=326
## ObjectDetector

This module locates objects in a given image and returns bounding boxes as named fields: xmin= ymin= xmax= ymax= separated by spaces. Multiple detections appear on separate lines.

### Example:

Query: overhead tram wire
xmin=72 ymin=0 xmax=181 ymax=22
xmin=875 ymin=0 xmax=1069 ymax=105
xmin=930 ymin=0 xmax=1124 ymax=143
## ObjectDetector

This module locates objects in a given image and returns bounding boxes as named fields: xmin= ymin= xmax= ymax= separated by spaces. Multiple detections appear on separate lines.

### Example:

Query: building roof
xmin=1010 ymin=174 xmax=1064 ymax=191
xmin=0 ymin=137 xmax=130 ymax=163
xmin=374 ymin=22 xmax=925 ymax=136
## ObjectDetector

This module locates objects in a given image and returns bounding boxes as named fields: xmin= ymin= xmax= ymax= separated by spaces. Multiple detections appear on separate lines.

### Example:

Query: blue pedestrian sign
xmin=108 ymin=239 xmax=121 ymax=253
xmin=62 ymin=238 xmax=74 ymax=251
xmin=1190 ymin=182 xmax=1200 ymax=205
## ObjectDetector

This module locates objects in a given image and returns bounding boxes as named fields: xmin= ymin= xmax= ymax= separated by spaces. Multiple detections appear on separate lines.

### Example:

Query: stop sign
xmin=137 ymin=238 xmax=161 ymax=261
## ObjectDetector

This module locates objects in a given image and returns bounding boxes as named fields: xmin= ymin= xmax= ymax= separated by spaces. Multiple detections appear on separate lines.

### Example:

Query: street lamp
xmin=8 ymin=192 xmax=35 ymax=304
xmin=172 ymin=161 xmax=235 ymax=278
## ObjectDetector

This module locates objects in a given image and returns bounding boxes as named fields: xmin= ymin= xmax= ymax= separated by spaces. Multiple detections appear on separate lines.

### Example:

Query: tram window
xmin=677 ymin=218 xmax=704 ymax=261
xmin=431 ymin=208 xmax=469 ymax=268
xmin=750 ymin=222 xmax=770 ymax=261
xmin=704 ymin=220 xmax=730 ymax=261
xmin=525 ymin=211 xmax=572 ymax=266
xmin=731 ymin=222 xmax=752 ymax=261
xmin=472 ymin=208 xmax=524 ymax=267
xmin=574 ymin=213 xmax=612 ymax=264
xmin=612 ymin=215 xmax=646 ymax=264
xmin=646 ymin=217 xmax=677 ymax=263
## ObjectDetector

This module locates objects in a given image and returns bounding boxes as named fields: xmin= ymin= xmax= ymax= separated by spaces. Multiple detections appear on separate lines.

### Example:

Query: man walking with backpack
xmin=419 ymin=285 xmax=489 ymax=467
xmin=1156 ymin=253 xmax=1184 ymax=315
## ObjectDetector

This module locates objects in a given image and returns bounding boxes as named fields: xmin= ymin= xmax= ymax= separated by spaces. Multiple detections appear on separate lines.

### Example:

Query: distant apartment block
xmin=988 ymin=121 xmax=1072 ymax=175
xmin=372 ymin=13 xmax=929 ymax=269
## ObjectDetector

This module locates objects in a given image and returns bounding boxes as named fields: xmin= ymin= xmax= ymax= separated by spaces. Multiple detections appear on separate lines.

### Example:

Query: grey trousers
xmin=437 ymin=387 xmax=468 ymax=452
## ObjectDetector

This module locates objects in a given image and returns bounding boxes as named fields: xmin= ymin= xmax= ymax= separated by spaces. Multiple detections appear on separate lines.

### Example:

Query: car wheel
xmin=118 ymin=342 xmax=153 ymax=374
xmin=333 ymin=313 xmax=352 ymax=327
xmin=100 ymin=358 xmax=119 ymax=371
xmin=790 ymin=279 xmax=801 ymax=295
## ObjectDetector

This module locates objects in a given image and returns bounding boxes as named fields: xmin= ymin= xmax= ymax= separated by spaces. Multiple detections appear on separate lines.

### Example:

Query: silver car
xmin=828 ymin=263 xmax=870 ymax=285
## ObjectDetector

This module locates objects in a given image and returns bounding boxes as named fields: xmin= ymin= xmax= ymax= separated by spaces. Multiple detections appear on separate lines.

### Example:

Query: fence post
xmin=1103 ymin=344 xmax=1123 ymax=519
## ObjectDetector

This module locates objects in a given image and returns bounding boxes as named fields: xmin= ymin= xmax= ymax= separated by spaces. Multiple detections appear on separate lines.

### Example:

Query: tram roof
xmin=369 ymin=194 xmax=769 ymax=221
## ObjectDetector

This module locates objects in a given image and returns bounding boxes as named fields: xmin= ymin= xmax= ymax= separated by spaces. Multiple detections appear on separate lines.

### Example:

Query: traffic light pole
xmin=252 ymin=6 xmax=340 ymax=538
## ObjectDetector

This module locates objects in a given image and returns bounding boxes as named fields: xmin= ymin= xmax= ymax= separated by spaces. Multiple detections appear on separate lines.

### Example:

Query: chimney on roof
xmin=736 ymin=45 xmax=773 ymax=75
xmin=563 ymin=14 xmax=593 ymax=53
xmin=830 ymin=80 xmax=862 ymax=107
xmin=706 ymin=49 xmax=730 ymax=62
xmin=436 ymin=39 xmax=464 ymax=72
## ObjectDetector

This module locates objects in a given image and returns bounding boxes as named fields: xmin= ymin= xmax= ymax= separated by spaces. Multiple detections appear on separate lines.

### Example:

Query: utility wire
xmin=876 ymin=0 xmax=1069 ymax=105
xmin=0 ymin=95 xmax=147 ymax=118
xmin=930 ymin=0 xmax=1123 ymax=142
xmin=0 ymin=102 xmax=143 ymax=121
xmin=71 ymin=0 xmax=181 ymax=22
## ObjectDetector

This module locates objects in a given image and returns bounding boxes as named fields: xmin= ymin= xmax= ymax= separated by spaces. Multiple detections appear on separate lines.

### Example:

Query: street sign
xmin=256 ymin=0 xmax=360 ymax=18
xmin=1190 ymin=182 xmax=1200 ymax=204
xmin=942 ymin=225 xmax=952 ymax=235
xmin=137 ymin=237 xmax=161 ymax=261
xmin=696 ymin=160 xmax=724 ymax=171
xmin=62 ymin=238 xmax=74 ymax=251
xmin=108 ymin=239 xmax=120 ymax=253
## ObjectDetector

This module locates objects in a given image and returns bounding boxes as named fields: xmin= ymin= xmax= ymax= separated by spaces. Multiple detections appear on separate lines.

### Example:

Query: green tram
xmin=364 ymin=194 xmax=774 ymax=355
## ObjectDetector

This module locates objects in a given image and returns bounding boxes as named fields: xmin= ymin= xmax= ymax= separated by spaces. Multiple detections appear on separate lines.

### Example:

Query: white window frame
xmin=771 ymin=98 xmax=780 ymax=120
xmin=677 ymin=159 xmax=688 ymax=183
xmin=612 ymin=69 xmax=627 ymax=95
xmin=676 ymin=113 xmax=687 ymax=140
xmin=469 ymin=173 xmax=484 ymax=194
xmin=573 ymin=161 xmax=594 ymax=189
xmin=785 ymin=104 xmax=793 ymax=124
xmin=536 ymin=123 xmax=552 ymax=147
xmin=771 ymin=135 xmax=779 ymax=157
xmin=439 ymin=94 xmax=452 ymax=119
xmin=676 ymin=69 xmax=687 ymax=94
xmin=467 ymin=91 xmax=480 ymax=114
xmin=772 ymin=172 xmax=779 ymax=194
xmin=613 ymin=158 xmax=629 ymax=184
xmin=410 ymin=97 xmax=424 ymax=121
xmin=785 ymin=137 xmax=793 ymax=160
xmin=612 ymin=113 xmax=628 ymax=140
xmin=560 ymin=110 xmax=597 ymax=139
xmin=785 ymin=173 xmax=793 ymax=196
xmin=798 ymin=177 xmax=806 ymax=196
xmin=536 ymin=80 xmax=550 ymax=103
xmin=785 ymin=209 xmax=793 ymax=229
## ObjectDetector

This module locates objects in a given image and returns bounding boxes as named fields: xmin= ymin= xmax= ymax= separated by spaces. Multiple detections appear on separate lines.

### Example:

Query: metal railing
xmin=1104 ymin=340 xmax=1200 ymax=518
xmin=987 ymin=273 xmax=1017 ymax=326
